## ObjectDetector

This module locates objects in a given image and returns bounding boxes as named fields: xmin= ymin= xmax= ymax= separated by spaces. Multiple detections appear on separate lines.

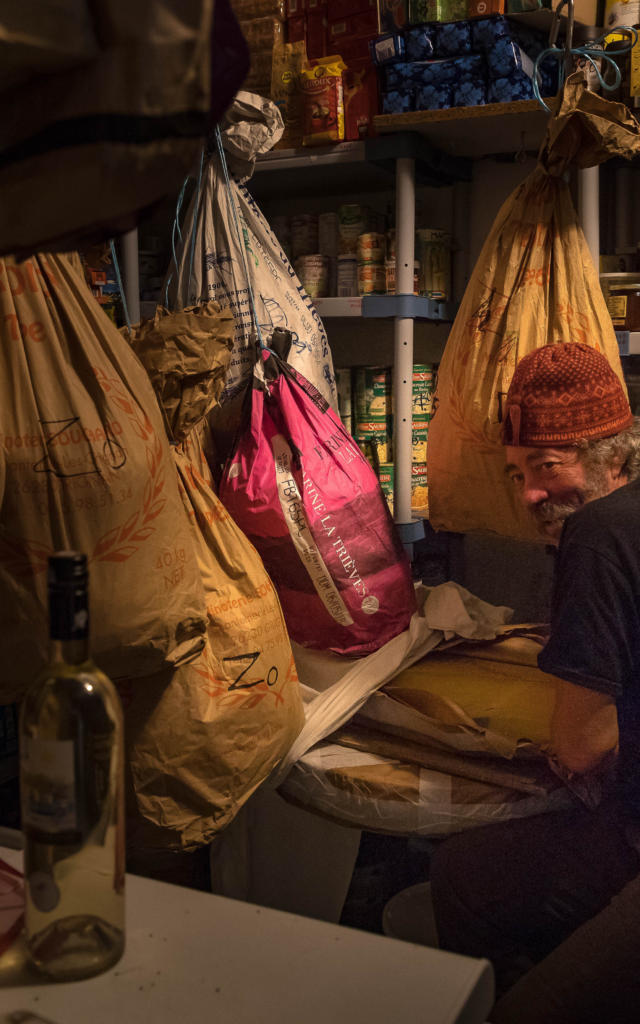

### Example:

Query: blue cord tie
xmin=109 ymin=239 xmax=132 ymax=336
xmin=186 ymin=146 xmax=205 ymax=307
xmin=214 ymin=125 xmax=265 ymax=351
xmin=534 ymin=27 xmax=638 ymax=113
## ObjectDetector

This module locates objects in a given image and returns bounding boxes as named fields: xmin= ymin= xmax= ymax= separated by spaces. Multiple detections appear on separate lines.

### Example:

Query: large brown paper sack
xmin=0 ymin=254 xmax=207 ymax=704
xmin=428 ymin=76 xmax=640 ymax=541
xmin=124 ymin=306 xmax=304 ymax=848
xmin=0 ymin=1 xmax=248 ymax=254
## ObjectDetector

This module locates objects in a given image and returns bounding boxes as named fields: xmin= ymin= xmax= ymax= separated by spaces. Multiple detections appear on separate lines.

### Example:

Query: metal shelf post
xmin=393 ymin=156 xmax=421 ymax=550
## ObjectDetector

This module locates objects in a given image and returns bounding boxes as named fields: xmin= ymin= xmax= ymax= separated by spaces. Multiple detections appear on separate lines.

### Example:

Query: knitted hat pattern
xmin=502 ymin=342 xmax=633 ymax=446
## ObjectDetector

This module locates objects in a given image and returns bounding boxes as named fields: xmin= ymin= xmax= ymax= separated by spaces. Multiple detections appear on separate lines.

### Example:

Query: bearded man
xmin=429 ymin=343 xmax=640 ymax=1023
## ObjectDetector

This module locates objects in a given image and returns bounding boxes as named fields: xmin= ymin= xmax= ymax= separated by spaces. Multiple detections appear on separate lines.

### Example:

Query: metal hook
xmin=549 ymin=0 xmax=575 ymax=76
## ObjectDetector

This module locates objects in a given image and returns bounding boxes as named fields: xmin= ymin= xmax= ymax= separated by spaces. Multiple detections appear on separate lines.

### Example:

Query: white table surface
xmin=0 ymin=845 xmax=494 ymax=1024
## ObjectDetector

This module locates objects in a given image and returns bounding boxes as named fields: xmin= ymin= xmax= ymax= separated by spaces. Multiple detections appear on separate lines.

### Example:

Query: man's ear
xmin=611 ymin=454 xmax=628 ymax=482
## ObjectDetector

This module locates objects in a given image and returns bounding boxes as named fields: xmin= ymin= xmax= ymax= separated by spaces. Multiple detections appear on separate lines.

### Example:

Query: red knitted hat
xmin=502 ymin=343 xmax=633 ymax=446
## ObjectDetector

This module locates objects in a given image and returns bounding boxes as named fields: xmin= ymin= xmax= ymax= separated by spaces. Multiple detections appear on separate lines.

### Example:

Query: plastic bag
xmin=125 ymin=305 xmax=304 ymax=848
xmin=219 ymin=347 xmax=416 ymax=656
xmin=427 ymin=75 xmax=639 ymax=541
xmin=0 ymin=254 xmax=207 ymax=703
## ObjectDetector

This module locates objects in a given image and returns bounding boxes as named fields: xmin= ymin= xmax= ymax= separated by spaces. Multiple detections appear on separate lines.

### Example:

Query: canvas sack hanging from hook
xmin=163 ymin=92 xmax=337 ymax=459
xmin=427 ymin=75 xmax=640 ymax=541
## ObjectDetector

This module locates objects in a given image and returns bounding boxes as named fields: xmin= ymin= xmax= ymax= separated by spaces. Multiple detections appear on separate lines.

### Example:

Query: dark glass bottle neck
xmin=50 ymin=636 xmax=90 ymax=666
xmin=49 ymin=583 xmax=90 ymax=665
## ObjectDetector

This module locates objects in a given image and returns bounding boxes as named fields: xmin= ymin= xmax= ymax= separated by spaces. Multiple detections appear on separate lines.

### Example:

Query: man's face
xmin=504 ymin=445 xmax=624 ymax=543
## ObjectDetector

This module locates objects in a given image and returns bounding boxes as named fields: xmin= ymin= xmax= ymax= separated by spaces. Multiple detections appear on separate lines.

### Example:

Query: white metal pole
xmin=577 ymin=166 xmax=599 ymax=270
xmin=121 ymin=227 xmax=141 ymax=326
xmin=394 ymin=156 xmax=416 ymax=526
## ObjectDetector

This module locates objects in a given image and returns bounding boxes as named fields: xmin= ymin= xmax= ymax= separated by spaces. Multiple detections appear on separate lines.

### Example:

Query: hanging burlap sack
xmin=427 ymin=76 xmax=640 ymax=541
xmin=0 ymin=254 xmax=207 ymax=703
xmin=124 ymin=305 xmax=304 ymax=848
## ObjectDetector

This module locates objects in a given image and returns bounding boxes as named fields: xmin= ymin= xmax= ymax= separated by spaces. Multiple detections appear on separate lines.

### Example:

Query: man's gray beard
xmin=531 ymin=465 xmax=611 ymax=533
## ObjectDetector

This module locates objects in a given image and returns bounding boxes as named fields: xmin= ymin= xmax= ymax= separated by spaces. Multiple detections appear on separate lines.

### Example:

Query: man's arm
xmin=550 ymin=677 xmax=619 ymax=776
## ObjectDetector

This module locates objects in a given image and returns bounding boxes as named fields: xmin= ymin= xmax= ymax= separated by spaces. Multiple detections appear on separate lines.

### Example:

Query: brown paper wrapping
xmin=0 ymin=254 xmax=207 ymax=703
xmin=427 ymin=75 xmax=638 ymax=540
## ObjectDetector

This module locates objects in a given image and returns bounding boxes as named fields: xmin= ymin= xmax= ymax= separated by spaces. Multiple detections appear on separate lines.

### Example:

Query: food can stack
xmin=410 ymin=363 xmax=435 ymax=513
xmin=339 ymin=204 xmax=369 ymax=255
xmin=295 ymin=254 xmax=329 ymax=298
xmin=378 ymin=463 xmax=394 ymax=517
xmin=417 ymin=229 xmax=451 ymax=300
xmin=354 ymin=366 xmax=392 ymax=467
xmin=357 ymin=232 xmax=386 ymax=296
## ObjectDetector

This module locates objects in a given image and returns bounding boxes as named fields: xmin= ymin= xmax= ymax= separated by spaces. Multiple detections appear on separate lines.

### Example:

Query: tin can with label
xmin=378 ymin=462 xmax=394 ymax=517
xmin=356 ymin=419 xmax=391 ymax=465
xmin=370 ymin=368 xmax=392 ymax=419
xmin=337 ymin=254 xmax=358 ymax=297
xmin=411 ymin=417 xmax=429 ymax=464
xmin=295 ymin=253 xmax=329 ymax=298
xmin=339 ymin=204 xmax=369 ymax=254
xmin=412 ymin=364 xmax=435 ymax=417
xmin=354 ymin=366 xmax=391 ymax=419
xmin=411 ymin=464 xmax=429 ymax=511
xmin=357 ymin=232 xmax=386 ymax=264
xmin=385 ymin=259 xmax=419 ymax=295
xmin=358 ymin=263 xmax=386 ymax=295
xmin=417 ymin=228 xmax=451 ymax=300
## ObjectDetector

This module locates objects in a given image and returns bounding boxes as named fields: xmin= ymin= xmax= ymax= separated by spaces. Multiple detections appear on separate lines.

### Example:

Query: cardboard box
xmin=328 ymin=0 xmax=376 ymax=18
xmin=344 ymin=58 xmax=379 ymax=139
xmin=307 ymin=9 xmax=327 ymax=57
xmin=468 ymin=0 xmax=505 ymax=14
xmin=287 ymin=12 xmax=306 ymax=41
xmin=332 ymin=34 xmax=374 ymax=60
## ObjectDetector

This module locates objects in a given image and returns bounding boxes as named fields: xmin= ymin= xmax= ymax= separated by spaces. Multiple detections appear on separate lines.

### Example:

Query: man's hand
xmin=550 ymin=676 xmax=619 ymax=776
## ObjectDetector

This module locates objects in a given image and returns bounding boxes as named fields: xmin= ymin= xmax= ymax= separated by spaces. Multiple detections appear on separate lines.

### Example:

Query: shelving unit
xmin=314 ymin=295 xmax=456 ymax=321
xmin=253 ymin=132 xmax=469 ymax=551
xmin=374 ymin=100 xmax=551 ymax=159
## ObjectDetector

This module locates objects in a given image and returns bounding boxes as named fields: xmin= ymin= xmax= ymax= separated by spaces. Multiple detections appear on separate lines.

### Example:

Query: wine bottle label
xmin=21 ymin=737 xmax=77 ymax=832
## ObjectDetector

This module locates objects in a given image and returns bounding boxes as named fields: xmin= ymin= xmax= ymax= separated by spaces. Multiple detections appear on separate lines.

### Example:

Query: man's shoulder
xmin=563 ymin=478 xmax=640 ymax=545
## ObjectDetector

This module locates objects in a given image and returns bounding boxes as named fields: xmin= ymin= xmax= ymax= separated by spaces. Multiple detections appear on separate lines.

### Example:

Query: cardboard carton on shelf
xmin=344 ymin=58 xmax=380 ymax=138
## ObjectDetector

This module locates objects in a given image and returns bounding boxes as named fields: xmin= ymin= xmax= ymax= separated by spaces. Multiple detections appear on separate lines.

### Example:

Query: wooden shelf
xmin=374 ymin=99 xmax=552 ymax=159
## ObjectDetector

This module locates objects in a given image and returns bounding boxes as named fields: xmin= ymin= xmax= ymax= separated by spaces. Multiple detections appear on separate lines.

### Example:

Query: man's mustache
xmin=531 ymin=499 xmax=579 ymax=524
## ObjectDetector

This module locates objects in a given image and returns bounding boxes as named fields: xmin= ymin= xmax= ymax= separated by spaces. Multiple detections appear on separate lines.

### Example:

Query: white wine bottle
xmin=19 ymin=551 xmax=125 ymax=980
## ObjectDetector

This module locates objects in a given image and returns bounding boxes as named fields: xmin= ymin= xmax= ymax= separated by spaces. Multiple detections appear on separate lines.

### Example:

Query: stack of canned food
xmin=335 ymin=363 xmax=436 ymax=517
xmin=275 ymin=205 xmax=451 ymax=302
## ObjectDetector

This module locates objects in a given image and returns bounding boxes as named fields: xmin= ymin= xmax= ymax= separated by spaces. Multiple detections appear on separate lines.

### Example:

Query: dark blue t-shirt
xmin=538 ymin=478 xmax=640 ymax=818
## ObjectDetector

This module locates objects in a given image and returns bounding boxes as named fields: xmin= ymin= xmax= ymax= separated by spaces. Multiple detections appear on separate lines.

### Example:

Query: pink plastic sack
xmin=219 ymin=350 xmax=416 ymax=655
